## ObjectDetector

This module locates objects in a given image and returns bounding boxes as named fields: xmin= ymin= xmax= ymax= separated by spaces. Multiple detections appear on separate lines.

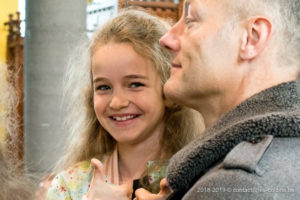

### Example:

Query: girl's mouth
xmin=111 ymin=114 xmax=139 ymax=121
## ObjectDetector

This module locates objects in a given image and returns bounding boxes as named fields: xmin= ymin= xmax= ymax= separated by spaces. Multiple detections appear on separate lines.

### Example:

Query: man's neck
xmin=194 ymin=94 xmax=237 ymax=129
xmin=197 ymin=64 xmax=299 ymax=129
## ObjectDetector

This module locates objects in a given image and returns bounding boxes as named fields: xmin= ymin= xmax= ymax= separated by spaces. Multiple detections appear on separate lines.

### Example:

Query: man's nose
xmin=109 ymin=91 xmax=129 ymax=110
xmin=159 ymin=20 xmax=183 ymax=52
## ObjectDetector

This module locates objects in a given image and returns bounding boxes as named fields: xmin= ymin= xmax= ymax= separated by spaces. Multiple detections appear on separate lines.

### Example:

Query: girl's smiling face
xmin=92 ymin=42 xmax=166 ymax=145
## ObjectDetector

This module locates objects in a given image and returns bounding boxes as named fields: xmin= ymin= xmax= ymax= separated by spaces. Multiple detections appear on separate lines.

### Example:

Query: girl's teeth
xmin=114 ymin=115 xmax=135 ymax=121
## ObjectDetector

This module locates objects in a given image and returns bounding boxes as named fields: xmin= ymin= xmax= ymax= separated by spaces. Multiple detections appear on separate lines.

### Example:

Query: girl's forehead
xmin=92 ymin=43 xmax=156 ymax=75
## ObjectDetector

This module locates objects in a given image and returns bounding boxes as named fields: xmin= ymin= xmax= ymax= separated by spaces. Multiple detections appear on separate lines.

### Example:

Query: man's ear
xmin=240 ymin=17 xmax=272 ymax=60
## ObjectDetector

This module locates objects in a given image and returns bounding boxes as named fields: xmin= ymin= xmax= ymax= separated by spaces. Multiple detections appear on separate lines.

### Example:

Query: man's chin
xmin=163 ymin=80 xmax=186 ymax=106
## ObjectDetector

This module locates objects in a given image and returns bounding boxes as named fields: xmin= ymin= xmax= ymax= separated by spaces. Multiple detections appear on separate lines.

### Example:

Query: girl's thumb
xmin=91 ymin=158 xmax=105 ymax=182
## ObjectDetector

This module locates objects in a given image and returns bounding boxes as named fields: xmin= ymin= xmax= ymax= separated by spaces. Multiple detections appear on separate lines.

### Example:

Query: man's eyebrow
xmin=183 ymin=0 xmax=191 ymax=16
xmin=184 ymin=0 xmax=192 ymax=6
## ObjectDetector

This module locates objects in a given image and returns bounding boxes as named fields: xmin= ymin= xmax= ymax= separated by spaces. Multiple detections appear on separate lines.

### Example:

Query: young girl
xmin=46 ymin=10 xmax=203 ymax=200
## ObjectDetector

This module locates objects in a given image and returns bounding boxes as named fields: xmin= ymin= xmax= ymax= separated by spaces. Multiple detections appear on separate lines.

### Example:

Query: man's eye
xmin=185 ymin=17 xmax=192 ymax=24
xmin=130 ymin=82 xmax=144 ymax=88
xmin=184 ymin=17 xmax=195 ymax=29
xmin=97 ymin=85 xmax=110 ymax=91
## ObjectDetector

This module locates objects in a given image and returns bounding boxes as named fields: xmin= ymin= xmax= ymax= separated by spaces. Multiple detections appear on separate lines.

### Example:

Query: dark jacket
xmin=167 ymin=81 xmax=300 ymax=200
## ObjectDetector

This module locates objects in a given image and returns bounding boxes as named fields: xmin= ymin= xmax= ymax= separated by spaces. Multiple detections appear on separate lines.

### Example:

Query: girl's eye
xmin=130 ymin=82 xmax=144 ymax=88
xmin=96 ymin=85 xmax=110 ymax=91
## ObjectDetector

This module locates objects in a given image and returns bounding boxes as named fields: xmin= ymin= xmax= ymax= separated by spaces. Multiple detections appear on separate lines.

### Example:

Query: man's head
xmin=160 ymin=0 xmax=300 ymax=119
xmin=226 ymin=0 xmax=300 ymax=67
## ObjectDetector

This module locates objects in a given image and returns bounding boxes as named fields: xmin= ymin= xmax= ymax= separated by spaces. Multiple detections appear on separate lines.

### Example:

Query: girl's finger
xmin=91 ymin=158 xmax=105 ymax=182
xmin=159 ymin=178 xmax=171 ymax=195
xmin=119 ymin=184 xmax=133 ymax=198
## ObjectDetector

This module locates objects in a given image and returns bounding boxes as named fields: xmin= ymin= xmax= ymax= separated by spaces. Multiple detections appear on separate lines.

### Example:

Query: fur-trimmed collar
xmin=167 ymin=81 xmax=300 ymax=193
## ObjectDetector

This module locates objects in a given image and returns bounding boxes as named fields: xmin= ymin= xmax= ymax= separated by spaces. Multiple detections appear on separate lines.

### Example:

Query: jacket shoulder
xmin=182 ymin=166 xmax=271 ymax=200
xmin=223 ymin=135 xmax=300 ymax=174
xmin=182 ymin=136 xmax=300 ymax=200
xmin=222 ymin=135 xmax=273 ymax=174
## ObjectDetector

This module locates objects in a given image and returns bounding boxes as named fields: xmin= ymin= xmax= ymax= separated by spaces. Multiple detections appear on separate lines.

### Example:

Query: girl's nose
xmin=109 ymin=92 xmax=129 ymax=110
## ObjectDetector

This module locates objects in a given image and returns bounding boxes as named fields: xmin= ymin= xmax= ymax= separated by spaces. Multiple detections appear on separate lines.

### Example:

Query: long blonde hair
xmin=56 ymin=10 xmax=204 ymax=172
xmin=0 ymin=62 xmax=36 ymax=200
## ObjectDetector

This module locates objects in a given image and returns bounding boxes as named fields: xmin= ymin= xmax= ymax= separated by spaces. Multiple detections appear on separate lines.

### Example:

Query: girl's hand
xmin=86 ymin=158 xmax=132 ymax=200
xmin=134 ymin=178 xmax=171 ymax=200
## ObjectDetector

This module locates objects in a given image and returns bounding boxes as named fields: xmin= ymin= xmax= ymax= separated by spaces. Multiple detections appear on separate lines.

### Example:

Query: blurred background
xmin=0 ymin=0 xmax=183 ymax=176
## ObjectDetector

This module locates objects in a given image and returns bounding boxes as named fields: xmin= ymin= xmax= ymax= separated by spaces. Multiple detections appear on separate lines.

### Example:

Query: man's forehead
xmin=185 ymin=0 xmax=195 ymax=6
xmin=184 ymin=0 xmax=221 ymax=7
xmin=184 ymin=0 xmax=230 ymax=12
xmin=185 ymin=0 xmax=213 ymax=4
xmin=184 ymin=0 xmax=197 ymax=11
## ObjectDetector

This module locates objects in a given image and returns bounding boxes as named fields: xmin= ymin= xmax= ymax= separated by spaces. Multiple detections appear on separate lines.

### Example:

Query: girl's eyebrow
xmin=93 ymin=77 xmax=107 ymax=83
xmin=124 ymin=74 xmax=148 ymax=79
xmin=93 ymin=75 xmax=148 ymax=83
